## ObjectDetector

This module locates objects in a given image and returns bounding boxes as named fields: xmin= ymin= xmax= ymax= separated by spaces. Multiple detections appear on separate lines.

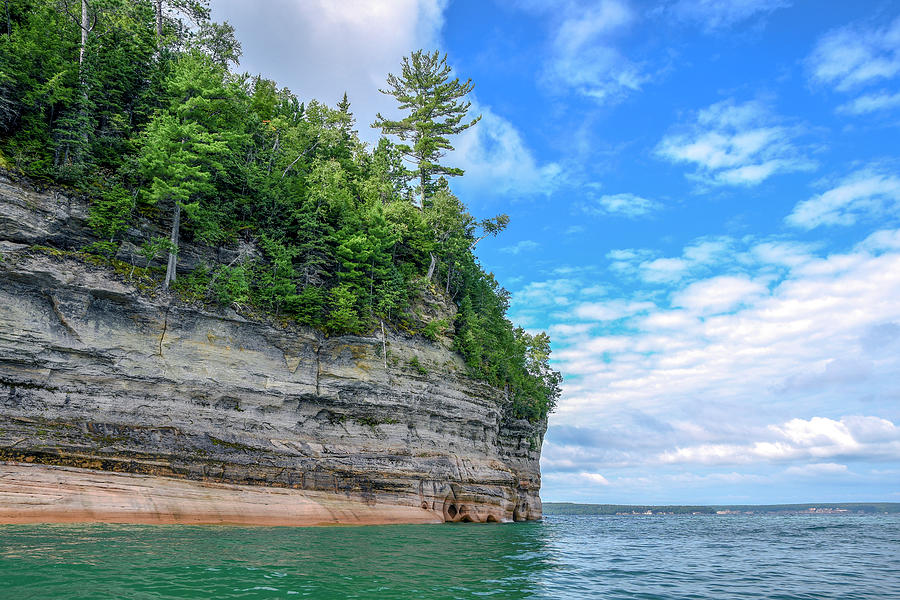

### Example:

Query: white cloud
xmin=605 ymin=237 xmax=737 ymax=283
xmin=661 ymin=417 xmax=900 ymax=466
xmin=548 ymin=232 xmax=900 ymax=468
xmin=580 ymin=472 xmax=611 ymax=485
xmin=542 ymin=0 xmax=647 ymax=103
xmin=499 ymin=240 xmax=540 ymax=255
xmin=668 ymin=0 xmax=791 ymax=31
xmin=673 ymin=275 xmax=766 ymax=314
xmin=451 ymin=104 xmax=565 ymax=198
xmin=549 ymin=323 xmax=596 ymax=338
xmin=640 ymin=257 xmax=690 ymax=282
xmin=750 ymin=241 xmax=816 ymax=268
xmin=607 ymin=248 xmax=653 ymax=261
xmin=807 ymin=16 xmax=900 ymax=92
xmin=572 ymin=300 xmax=654 ymax=322
xmin=512 ymin=277 xmax=580 ymax=308
xmin=783 ymin=463 xmax=849 ymax=477
xmin=579 ymin=193 xmax=663 ymax=218
xmin=656 ymin=100 xmax=815 ymax=187
xmin=837 ymin=90 xmax=900 ymax=114
xmin=212 ymin=0 xmax=446 ymax=145
xmin=787 ymin=168 xmax=900 ymax=229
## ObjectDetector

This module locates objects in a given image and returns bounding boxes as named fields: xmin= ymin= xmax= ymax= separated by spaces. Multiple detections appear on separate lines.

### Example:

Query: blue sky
xmin=213 ymin=0 xmax=900 ymax=504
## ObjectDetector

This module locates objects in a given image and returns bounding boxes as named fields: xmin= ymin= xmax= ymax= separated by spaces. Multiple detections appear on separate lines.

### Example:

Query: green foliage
xmin=372 ymin=50 xmax=481 ymax=203
xmin=89 ymin=184 xmax=135 ymax=240
xmin=0 ymin=1 xmax=561 ymax=422
xmin=408 ymin=355 xmax=428 ymax=375
xmin=422 ymin=319 xmax=448 ymax=341
xmin=172 ymin=265 xmax=210 ymax=303
xmin=325 ymin=283 xmax=361 ymax=335
xmin=211 ymin=264 xmax=250 ymax=306
xmin=139 ymin=236 xmax=175 ymax=267
xmin=83 ymin=240 xmax=119 ymax=258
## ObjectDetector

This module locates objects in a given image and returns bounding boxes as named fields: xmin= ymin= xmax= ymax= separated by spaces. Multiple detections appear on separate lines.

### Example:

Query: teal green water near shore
xmin=2 ymin=515 xmax=899 ymax=599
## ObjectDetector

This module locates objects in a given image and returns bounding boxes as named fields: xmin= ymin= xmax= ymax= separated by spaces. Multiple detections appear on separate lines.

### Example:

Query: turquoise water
xmin=2 ymin=515 xmax=899 ymax=599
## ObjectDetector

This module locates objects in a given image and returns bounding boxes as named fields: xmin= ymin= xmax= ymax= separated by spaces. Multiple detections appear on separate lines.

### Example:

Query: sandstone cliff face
xmin=0 ymin=173 xmax=545 ymax=524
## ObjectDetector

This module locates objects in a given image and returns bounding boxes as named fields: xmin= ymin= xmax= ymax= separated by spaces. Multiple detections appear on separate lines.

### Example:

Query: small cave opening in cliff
xmin=447 ymin=504 xmax=458 ymax=518
xmin=459 ymin=514 xmax=474 ymax=523
xmin=486 ymin=515 xmax=499 ymax=523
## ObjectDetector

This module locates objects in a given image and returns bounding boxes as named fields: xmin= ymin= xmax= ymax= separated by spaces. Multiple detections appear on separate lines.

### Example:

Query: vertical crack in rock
xmin=314 ymin=344 xmax=321 ymax=396
xmin=157 ymin=304 xmax=170 ymax=357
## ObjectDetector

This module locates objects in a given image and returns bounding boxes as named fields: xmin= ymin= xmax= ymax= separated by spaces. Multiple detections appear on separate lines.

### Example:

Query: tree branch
xmin=280 ymin=140 xmax=319 ymax=179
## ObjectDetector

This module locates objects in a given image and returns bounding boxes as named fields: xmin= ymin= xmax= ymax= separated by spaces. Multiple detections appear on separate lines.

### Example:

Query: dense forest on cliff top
xmin=0 ymin=0 xmax=561 ymax=421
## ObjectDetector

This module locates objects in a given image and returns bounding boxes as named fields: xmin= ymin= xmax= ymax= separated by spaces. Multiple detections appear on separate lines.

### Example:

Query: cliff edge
xmin=0 ymin=174 xmax=546 ymax=525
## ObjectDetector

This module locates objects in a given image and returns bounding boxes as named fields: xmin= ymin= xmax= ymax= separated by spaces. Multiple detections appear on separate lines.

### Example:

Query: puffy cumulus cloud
xmin=578 ymin=193 xmax=663 ymax=218
xmin=580 ymin=472 xmax=611 ymax=485
xmin=449 ymin=104 xmax=565 ymax=198
xmin=749 ymin=240 xmax=817 ymax=268
xmin=786 ymin=167 xmax=900 ymax=229
xmin=655 ymin=99 xmax=816 ymax=187
xmin=211 ymin=0 xmax=446 ymax=145
xmin=545 ymin=231 xmax=900 ymax=458
xmin=672 ymin=275 xmax=766 ymax=314
xmin=608 ymin=235 xmax=737 ymax=283
xmin=640 ymin=257 xmax=690 ymax=283
xmin=667 ymin=0 xmax=792 ymax=32
xmin=807 ymin=16 xmax=900 ymax=92
xmin=541 ymin=0 xmax=647 ymax=103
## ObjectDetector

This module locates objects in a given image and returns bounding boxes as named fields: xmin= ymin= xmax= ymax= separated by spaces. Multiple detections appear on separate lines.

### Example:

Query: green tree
xmin=371 ymin=50 xmax=481 ymax=209
xmin=137 ymin=51 xmax=244 ymax=287
xmin=190 ymin=20 xmax=241 ymax=68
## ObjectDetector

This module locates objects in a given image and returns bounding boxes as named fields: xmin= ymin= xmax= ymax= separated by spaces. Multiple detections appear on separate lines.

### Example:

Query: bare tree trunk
xmin=79 ymin=0 xmax=88 ymax=66
xmin=419 ymin=167 xmax=426 ymax=210
xmin=155 ymin=0 xmax=163 ymax=42
xmin=425 ymin=252 xmax=437 ymax=280
xmin=164 ymin=201 xmax=180 ymax=289
xmin=380 ymin=320 xmax=388 ymax=372
xmin=4 ymin=0 xmax=11 ymax=39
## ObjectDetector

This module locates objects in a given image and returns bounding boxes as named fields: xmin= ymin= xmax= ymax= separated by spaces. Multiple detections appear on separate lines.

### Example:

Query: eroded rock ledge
xmin=0 ymin=173 xmax=545 ymax=525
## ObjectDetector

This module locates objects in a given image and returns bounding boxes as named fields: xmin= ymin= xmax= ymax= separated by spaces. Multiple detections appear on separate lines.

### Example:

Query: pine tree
xmin=371 ymin=50 xmax=481 ymax=209
xmin=137 ymin=51 xmax=243 ymax=288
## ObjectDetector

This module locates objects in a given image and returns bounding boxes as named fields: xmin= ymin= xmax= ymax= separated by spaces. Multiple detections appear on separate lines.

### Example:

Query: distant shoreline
xmin=543 ymin=502 xmax=900 ymax=515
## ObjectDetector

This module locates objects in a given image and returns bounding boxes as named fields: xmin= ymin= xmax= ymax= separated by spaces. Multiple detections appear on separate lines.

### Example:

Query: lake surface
xmin=2 ymin=514 xmax=899 ymax=599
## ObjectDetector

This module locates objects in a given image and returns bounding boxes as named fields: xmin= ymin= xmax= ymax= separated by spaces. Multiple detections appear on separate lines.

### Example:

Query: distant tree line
xmin=0 ymin=0 xmax=561 ymax=421
xmin=543 ymin=502 xmax=900 ymax=515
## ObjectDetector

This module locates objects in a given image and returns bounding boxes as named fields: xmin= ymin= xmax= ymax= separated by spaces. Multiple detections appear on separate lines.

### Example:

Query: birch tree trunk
xmin=79 ymin=0 xmax=88 ymax=66
xmin=164 ymin=201 xmax=180 ymax=289
xmin=155 ymin=0 xmax=163 ymax=42
xmin=426 ymin=252 xmax=437 ymax=280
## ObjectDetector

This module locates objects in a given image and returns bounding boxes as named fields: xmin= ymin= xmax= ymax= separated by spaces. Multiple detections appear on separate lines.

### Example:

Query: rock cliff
xmin=0 ymin=173 xmax=545 ymax=525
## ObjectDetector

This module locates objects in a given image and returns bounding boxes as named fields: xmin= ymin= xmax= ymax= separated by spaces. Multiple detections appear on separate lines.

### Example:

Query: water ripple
xmin=0 ymin=515 xmax=899 ymax=599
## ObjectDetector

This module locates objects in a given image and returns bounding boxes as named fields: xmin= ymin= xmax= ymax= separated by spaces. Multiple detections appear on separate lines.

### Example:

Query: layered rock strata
xmin=0 ymin=173 xmax=545 ymax=525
